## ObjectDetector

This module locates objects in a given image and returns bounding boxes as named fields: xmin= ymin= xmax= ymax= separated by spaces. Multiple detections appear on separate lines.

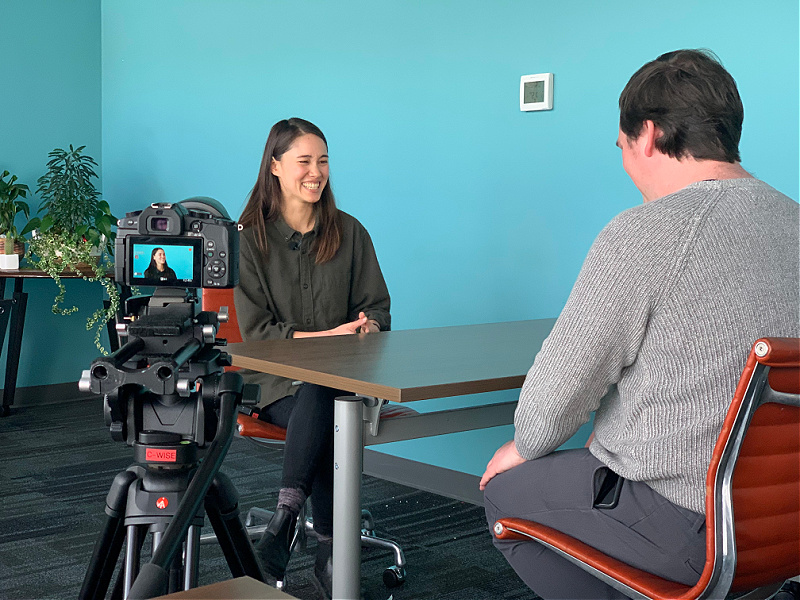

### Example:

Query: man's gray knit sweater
xmin=514 ymin=178 xmax=799 ymax=514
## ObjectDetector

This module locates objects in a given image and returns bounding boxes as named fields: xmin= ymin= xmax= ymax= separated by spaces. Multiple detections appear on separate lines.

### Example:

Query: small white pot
xmin=0 ymin=253 xmax=20 ymax=270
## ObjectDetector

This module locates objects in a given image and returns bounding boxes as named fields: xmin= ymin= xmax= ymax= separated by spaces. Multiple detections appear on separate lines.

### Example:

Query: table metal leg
xmin=333 ymin=395 xmax=364 ymax=600
xmin=1 ymin=279 xmax=26 ymax=417
xmin=0 ymin=297 xmax=12 ymax=417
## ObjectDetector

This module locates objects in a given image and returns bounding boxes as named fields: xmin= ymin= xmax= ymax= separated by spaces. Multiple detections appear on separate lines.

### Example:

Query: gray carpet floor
xmin=0 ymin=397 xmax=537 ymax=600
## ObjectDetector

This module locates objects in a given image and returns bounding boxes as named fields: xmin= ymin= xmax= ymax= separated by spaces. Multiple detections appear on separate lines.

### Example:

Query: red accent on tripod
xmin=145 ymin=448 xmax=177 ymax=462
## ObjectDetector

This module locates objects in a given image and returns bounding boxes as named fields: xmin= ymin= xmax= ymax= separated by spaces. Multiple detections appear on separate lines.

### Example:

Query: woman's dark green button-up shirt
xmin=234 ymin=210 xmax=391 ymax=406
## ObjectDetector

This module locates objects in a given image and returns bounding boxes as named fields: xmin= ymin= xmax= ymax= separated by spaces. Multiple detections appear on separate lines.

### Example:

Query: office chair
xmin=494 ymin=336 xmax=800 ymax=600
xmin=200 ymin=287 xmax=414 ymax=588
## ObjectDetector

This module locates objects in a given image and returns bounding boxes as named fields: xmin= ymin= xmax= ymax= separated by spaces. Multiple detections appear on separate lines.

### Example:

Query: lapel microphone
xmin=288 ymin=240 xmax=301 ymax=251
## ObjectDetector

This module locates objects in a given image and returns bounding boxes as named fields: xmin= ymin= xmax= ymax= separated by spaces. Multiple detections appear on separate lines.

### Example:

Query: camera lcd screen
xmin=128 ymin=236 xmax=202 ymax=287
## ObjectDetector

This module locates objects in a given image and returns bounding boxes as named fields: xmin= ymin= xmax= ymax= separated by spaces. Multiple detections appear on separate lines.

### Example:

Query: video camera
xmin=81 ymin=197 xmax=250 ymax=447
xmin=115 ymin=196 xmax=239 ymax=289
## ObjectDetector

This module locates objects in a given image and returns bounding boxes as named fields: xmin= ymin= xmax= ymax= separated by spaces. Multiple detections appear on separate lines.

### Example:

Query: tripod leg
xmin=80 ymin=469 xmax=138 ymax=600
xmin=183 ymin=525 xmax=201 ymax=590
xmin=109 ymin=563 xmax=125 ymax=600
xmin=79 ymin=514 xmax=127 ymax=600
xmin=205 ymin=472 xmax=265 ymax=582
xmin=168 ymin=546 xmax=183 ymax=595
xmin=107 ymin=524 xmax=144 ymax=600
xmin=123 ymin=524 xmax=144 ymax=598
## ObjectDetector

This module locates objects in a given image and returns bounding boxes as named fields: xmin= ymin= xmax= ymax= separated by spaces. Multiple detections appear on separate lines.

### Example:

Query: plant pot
xmin=0 ymin=239 xmax=25 ymax=256
xmin=0 ymin=253 xmax=20 ymax=270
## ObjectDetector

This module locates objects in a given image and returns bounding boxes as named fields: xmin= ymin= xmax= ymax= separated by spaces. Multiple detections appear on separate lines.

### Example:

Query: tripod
xmin=79 ymin=373 xmax=264 ymax=600
xmin=78 ymin=289 xmax=264 ymax=600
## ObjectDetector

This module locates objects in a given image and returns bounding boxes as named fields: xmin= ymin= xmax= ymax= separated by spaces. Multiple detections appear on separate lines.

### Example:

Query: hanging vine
xmin=27 ymin=231 xmax=120 ymax=355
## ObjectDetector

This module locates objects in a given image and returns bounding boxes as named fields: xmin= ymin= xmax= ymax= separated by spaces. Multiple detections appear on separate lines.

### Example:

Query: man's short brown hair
xmin=619 ymin=49 xmax=743 ymax=163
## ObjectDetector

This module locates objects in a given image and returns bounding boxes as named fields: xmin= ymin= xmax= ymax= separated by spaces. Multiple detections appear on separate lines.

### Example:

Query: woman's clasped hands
xmin=293 ymin=312 xmax=379 ymax=339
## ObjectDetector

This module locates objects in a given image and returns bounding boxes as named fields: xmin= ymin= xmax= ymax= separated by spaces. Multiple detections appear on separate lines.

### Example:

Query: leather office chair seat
xmin=494 ymin=337 xmax=800 ymax=600
xmin=201 ymin=287 xmax=414 ymax=588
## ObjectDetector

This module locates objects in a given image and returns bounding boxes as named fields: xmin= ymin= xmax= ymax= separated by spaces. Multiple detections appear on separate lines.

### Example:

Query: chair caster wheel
xmin=360 ymin=510 xmax=375 ymax=531
xmin=383 ymin=565 xmax=406 ymax=588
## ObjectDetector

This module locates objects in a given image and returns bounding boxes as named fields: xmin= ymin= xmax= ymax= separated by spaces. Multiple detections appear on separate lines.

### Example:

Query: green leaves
xmin=38 ymin=213 xmax=54 ymax=232
xmin=27 ymin=230 xmax=119 ymax=355
xmin=0 ymin=170 xmax=30 ymax=202
xmin=11 ymin=147 xmax=122 ymax=354
xmin=20 ymin=217 xmax=40 ymax=237
xmin=35 ymin=145 xmax=118 ymax=255
xmin=37 ymin=145 xmax=101 ymax=232
xmin=0 ymin=170 xmax=35 ymax=245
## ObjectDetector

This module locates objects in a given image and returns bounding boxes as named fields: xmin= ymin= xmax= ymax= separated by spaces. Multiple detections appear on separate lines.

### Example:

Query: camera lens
xmin=151 ymin=217 xmax=170 ymax=231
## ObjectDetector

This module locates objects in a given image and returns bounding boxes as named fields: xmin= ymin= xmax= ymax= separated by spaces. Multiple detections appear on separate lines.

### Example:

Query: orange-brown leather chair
xmin=494 ymin=337 xmax=800 ymax=600
xmin=201 ymin=287 xmax=414 ymax=587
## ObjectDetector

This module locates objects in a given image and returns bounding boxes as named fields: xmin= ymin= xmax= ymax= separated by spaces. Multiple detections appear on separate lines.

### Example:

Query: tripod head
xmin=80 ymin=288 xmax=259 ymax=454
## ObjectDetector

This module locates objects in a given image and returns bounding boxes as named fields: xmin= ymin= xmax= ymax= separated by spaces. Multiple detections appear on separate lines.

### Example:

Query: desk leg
xmin=333 ymin=395 xmax=364 ymax=600
xmin=0 ymin=298 xmax=11 ymax=416
xmin=1 ymin=282 xmax=26 ymax=417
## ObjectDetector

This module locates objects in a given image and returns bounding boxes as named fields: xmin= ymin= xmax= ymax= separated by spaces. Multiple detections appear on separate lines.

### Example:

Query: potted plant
xmin=0 ymin=170 xmax=37 ymax=269
xmin=26 ymin=145 xmax=120 ymax=353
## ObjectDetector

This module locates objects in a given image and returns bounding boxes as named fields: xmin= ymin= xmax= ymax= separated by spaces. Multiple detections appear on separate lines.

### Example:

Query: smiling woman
xmin=234 ymin=117 xmax=391 ymax=598
xmin=143 ymin=246 xmax=178 ymax=281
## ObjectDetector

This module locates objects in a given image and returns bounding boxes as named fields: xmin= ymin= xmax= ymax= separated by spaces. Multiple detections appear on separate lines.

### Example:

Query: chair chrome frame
xmin=495 ymin=337 xmax=800 ymax=600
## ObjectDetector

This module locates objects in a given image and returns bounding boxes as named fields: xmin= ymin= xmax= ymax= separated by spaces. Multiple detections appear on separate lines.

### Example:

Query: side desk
xmin=0 ymin=268 xmax=122 ymax=416
xmin=227 ymin=319 xmax=556 ymax=600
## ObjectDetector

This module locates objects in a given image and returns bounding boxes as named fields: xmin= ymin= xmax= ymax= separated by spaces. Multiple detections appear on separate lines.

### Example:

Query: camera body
xmin=115 ymin=198 xmax=239 ymax=288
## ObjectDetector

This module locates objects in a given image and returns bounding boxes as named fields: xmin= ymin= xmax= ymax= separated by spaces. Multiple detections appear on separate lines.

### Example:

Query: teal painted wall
xmin=100 ymin=0 xmax=800 ymax=334
xmin=99 ymin=0 xmax=799 ymax=475
xmin=0 ymin=0 xmax=106 ymax=391
xmin=3 ymin=1 xmax=797 ymax=477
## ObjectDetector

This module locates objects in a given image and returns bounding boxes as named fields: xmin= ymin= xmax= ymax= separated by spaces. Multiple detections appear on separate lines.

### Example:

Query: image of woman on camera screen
xmin=236 ymin=117 xmax=390 ymax=597
xmin=143 ymin=247 xmax=178 ymax=281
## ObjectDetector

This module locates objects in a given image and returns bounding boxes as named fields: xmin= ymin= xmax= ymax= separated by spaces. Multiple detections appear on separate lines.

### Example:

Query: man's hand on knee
xmin=480 ymin=440 xmax=526 ymax=490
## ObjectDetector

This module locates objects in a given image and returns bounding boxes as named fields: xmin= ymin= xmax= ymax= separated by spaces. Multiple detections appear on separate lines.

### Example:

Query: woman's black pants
xmin=259 ymin=383 xmax=353 ymax=538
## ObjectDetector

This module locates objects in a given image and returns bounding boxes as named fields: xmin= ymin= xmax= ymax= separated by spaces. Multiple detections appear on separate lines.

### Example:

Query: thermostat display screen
xmin=524 ymin=80 xmax=545 ymax=104
xmin=520 ymin=72 xmax=554 ymax=111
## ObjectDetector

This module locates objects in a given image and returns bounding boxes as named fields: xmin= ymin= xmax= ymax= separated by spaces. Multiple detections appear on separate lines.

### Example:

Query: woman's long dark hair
xmin=239 ymin=118 xmax=342 ymax=263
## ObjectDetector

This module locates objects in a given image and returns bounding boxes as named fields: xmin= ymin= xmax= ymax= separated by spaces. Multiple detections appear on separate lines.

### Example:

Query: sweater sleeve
xmin=234 ymin=230 xmax=296 ymax=341
xmin=346 ymin=220 xmax=391 ymax=331
xmin=514 ymin=208 xmax=678 ymax=459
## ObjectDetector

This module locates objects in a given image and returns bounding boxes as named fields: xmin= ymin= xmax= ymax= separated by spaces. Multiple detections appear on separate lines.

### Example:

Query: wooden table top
xmin=227 ymin=319 xmax=556 ymax=402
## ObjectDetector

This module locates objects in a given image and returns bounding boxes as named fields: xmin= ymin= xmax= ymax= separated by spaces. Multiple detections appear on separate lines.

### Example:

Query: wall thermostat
xmin=520 ymin=73 xmax=553 ymax=111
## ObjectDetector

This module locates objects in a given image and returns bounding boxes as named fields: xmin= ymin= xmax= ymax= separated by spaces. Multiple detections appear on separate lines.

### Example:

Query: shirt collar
xmin=273 ymin=212 xmax=320 ymax=240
